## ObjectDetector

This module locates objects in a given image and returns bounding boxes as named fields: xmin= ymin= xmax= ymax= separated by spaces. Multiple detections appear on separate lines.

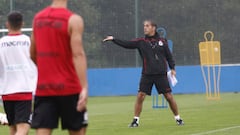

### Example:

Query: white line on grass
xmin=191 ymin=125 xmax=240 ymax=135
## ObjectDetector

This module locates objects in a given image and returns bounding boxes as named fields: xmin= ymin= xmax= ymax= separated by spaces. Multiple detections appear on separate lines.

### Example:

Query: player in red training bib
xmin=30 ymin=0 xmax=88 ymax=135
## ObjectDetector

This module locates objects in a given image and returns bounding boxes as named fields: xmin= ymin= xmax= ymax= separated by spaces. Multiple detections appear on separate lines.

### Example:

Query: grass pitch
xmin=0 ymin=92 xmax=240 ymax=135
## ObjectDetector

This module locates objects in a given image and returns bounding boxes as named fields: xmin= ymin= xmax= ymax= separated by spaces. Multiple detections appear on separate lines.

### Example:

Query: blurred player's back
xmin=33 ymin=7 xmax=82 ymax=96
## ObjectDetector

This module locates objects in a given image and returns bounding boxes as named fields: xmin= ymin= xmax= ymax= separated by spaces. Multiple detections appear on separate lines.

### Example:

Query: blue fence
xmin=88 ymin=65 xmax=240 ymax=96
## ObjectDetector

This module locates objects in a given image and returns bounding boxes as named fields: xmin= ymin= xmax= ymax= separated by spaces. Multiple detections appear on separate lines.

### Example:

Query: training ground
xmin=0 ymin=92 xmax=240 ymax=135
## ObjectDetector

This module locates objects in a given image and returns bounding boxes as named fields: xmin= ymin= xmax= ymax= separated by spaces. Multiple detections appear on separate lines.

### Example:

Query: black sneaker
xmin=176 ymin=119 xmax=184 ymax=125
xmin=128 ymin=119 xmax=139 ymax=127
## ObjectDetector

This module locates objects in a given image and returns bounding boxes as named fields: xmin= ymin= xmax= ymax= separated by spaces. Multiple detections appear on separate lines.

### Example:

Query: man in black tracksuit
xmin=103 ymin=20 xmax=184 ymax=127
xmin=112 ymin=33 xmax=174 ymax=75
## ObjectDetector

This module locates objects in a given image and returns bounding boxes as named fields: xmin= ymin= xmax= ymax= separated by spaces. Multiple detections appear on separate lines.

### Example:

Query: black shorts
xmin=139 ymin=74 xmax=172 ymax=95
xmin=3 ymin=100 xmax=32 ymax=126
xmin=31 ymin=94 xmax=88 ymax=130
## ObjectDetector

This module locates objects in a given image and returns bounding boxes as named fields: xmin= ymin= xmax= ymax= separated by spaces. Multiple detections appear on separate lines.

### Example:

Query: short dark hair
xmin=144 ymin=19 xmax=158 ymax=29
xmin=7 ymin=11 xmax=23 ymax=30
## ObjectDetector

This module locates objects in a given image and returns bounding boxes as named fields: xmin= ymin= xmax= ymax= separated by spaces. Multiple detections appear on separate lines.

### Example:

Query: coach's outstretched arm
xmin=103 ymin=36 xmax=139 ymax=49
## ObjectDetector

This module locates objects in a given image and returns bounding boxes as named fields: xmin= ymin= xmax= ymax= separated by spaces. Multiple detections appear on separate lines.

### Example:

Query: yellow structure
xmin=199 ymin=31 xmax=221 ymax=100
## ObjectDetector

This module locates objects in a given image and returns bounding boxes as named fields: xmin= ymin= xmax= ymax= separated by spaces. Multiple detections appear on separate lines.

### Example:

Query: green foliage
xmin=0 ymin=0 xmax=240 ymax=67
xmin=0 ymin=0 xmax=104 ymax=68
xmin=0 ymin=0 xmax=9 ymax=26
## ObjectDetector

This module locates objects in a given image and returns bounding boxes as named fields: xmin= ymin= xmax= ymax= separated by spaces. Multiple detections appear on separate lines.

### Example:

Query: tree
xmin=1 ymin=0 xmax=240 ymax=66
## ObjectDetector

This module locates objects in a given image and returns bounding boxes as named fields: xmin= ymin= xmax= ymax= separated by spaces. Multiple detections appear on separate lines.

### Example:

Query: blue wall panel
xmin=88 ymin=65 xmax=240 ymax=96
xmin=220 ymin=65 xmax=240 ymax=92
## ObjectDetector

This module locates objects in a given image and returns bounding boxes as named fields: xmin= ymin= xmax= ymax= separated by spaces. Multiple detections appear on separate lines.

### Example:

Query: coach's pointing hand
xmin=103 ymin=36 xmax=114 ymax=42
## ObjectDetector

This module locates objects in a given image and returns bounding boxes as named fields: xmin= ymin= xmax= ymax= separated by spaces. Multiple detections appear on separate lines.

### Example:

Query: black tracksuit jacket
xmin=112 ymin=33 xmax=175 ymax=75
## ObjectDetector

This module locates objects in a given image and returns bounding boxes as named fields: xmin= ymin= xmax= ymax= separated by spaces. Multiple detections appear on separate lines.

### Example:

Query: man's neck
xmin=146 ymin=32 xmax=156 ymax=38
xmin=148 ymin=34 xmax=155 ymax=37
xmin=8 ymin=29 xmax=21 ymax=35
xmin=51 ymin=0 xmax=67 ymax=8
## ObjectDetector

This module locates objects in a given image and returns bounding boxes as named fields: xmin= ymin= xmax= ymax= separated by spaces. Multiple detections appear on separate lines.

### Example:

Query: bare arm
xmin=69 ymin=14 xmax=88 ymax=112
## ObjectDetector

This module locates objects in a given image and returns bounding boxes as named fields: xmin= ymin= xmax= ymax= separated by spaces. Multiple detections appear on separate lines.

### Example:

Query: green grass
xmin=1 ymin=93 xmax=240 ymax=135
